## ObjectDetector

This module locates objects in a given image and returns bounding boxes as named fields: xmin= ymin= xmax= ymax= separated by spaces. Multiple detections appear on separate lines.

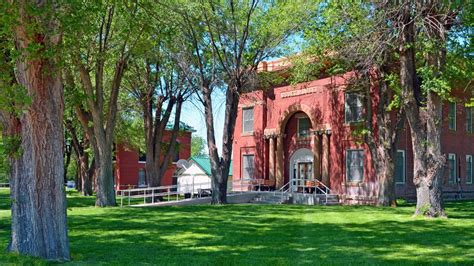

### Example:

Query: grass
xmin=0 ymin=189 xmax=473 ymax=265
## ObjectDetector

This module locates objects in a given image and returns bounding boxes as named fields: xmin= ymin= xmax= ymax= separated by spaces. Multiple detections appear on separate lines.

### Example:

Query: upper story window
xmin=297 ymin=117 xmax=311 ymax=137
xmin=448 ymin=102 xmax=456 ymax=131
xmin=242 ymin=154 xmax=255 ymax=180
xmin=242 ymin=107 xmax=254 ymax=134
xmin=466 ymin=155 xmax=473 ymax=184
xmin=448 ymin=153 xmax=457 ymax=184
xmin=346 ymin=149 xmax=364 ymax=182
xmin=345 ymin=92 xmax=364 ymax=123
xmin=395 ymin=150 xmax=406 ymax=184
xmin=466 ymin=107 xmax=473 ymax=133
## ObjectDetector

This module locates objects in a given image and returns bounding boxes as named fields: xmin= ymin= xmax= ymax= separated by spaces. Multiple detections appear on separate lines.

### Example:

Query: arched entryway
xmin=264 ymin=104 xmax=331 ymax=190
xmin=289 ymin=148 xmax=313 ymax=192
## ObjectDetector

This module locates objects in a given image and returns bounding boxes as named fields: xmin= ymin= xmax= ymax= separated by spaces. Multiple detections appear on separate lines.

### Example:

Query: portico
xmin=264 ymin=106 xmax=331 ymax=190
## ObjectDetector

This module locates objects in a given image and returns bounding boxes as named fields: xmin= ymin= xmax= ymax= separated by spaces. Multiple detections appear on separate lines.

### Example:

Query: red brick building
xmin=233 ymin=59 xmax=474 ymax=203
xmin=115 ymin=127 xmax=193 ymax=190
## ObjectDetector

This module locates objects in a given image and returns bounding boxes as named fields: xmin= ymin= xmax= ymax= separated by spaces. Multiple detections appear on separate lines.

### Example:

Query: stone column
xmin=312 ymin=133 xmax=321 ymax=180
xmin=268 ymin=137 xmax=275 ymax=186
xmin=275 ymin=134 xmax=284 ymax=189
xmin=322 ymin=133 xmax=330 ymax=186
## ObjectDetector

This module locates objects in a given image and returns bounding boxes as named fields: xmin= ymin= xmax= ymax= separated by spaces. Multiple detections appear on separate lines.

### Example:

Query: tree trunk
xmin=376 ymin=150 xmax=397 ymax=207
xmin=63 ymin=143 xmax=72 ymax=183
xmin=399 ymin=5 xmax=448 ymax=216
xmin=95 ymin=142 xmax=116 ymax=206
xmin=365 ymin=68 xmax=401 ymax=207
xmin=8 ymin=21 xmax=70 ymax=260
xmin=425 ymin=92 xmax=446 ymax=217
xmin=202 ymin=85 xmax=239 ymax=204
xmin=78 ymin=154 xmax=93 ymax=196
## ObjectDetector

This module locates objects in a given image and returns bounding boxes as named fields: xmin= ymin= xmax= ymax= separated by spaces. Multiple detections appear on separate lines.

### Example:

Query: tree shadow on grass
xmin=64 ymin=203 xmax=474 ymax=265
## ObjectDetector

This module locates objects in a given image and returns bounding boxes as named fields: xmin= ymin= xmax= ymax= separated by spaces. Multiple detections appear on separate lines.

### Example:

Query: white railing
xmin=118 ymin=178 xmax=266 ymax=207
xmin=0 ymin=183 xmax=9 ymax=188
xmin=290 ymin=178 xmax=331 ymax=204
xmin=117 ymin=181 xmax=213 ymax=207
xmin=117 ymin=178 xmax=332 ymax=207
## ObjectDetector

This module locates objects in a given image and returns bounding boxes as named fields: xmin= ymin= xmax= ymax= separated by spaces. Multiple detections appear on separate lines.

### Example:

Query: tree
xmin=396 ymin=1 xmax=467 ymax=217
xmin=63 ymin=1 xmax=147 ymax=206
xmin=162 ymin=0 xmax=316 ymax=204
xmin=124 ymin=36 xmax=193 ymax=187
xmin=299 ymin=1 xmax=405 ymax=206
xmin=0 ymin=1 xmax=69 ymax=260
xmin=191 ymin=135 xmax=207 ymax=156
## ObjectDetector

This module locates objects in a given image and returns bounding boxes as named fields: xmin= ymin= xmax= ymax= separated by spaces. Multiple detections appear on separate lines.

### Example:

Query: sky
xmin=180 ymin=90 xmax=227 ymax=155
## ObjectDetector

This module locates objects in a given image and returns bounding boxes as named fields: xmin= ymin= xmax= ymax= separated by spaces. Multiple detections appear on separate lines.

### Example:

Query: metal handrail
xmin=118 ymin=178 xmax=265 ymax=207
xmin=290 ymin=178 xmax=331 ymax=204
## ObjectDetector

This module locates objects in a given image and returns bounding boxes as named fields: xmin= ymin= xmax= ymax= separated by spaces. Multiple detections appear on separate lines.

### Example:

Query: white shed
xmin=176 ymin=156 xmax=233 ymax=195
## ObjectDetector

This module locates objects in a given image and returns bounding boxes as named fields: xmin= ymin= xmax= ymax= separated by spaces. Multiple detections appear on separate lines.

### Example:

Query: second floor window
xmin=448 ymin=102 xmax=456 ymax=131
xmin=466 ymin=107 xmax=473 ymax=133
xmin=298 ymin=117 xmax=311 ymax=137
xmin=242 ymin=107 xmax=254 ymax=133
xmin=345 ymin=92 xmax=363 ymax=123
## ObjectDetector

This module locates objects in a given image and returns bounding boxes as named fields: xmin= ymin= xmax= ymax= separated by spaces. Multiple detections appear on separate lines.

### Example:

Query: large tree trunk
xmin=7 ymin=6 xmax=70 ymax=258
xmin=399 ymin=4 xmax=448 ymax=216
xmin=202 ymin=86 xmax=239 ymax=204
xmin=376 ymin=149 xmax=397 ymax=207
xmin=365 ymin=68 xmax=401 ymax=207
xmin=425 ymin=82 xmax=446 ymax=217
xmin=95 ymin=141 xmax=116 ymax=206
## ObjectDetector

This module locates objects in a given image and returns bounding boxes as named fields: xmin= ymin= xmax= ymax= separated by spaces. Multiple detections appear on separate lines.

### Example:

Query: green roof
xmin=165 ymin=121 xmax=196 ymax=132
xmin=190 ymin=156 xmax=233 ymax=176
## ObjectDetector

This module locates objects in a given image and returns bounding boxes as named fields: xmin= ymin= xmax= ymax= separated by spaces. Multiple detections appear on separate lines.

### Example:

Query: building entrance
xmin=289 ymin=148 xmax=314 ymax=192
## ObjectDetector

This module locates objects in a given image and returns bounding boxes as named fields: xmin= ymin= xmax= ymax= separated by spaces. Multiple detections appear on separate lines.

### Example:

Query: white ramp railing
xmin=118 ymin=178 xmax=266 ymax=207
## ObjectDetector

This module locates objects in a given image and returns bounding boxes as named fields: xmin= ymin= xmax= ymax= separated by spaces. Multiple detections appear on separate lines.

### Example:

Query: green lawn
xmin=0 ymin=189 xmax=473 ymax=265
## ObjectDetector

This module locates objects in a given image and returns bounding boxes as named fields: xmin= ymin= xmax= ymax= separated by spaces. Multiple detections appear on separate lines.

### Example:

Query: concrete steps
xmin=250 ymin=193 xmax=291 ymax=204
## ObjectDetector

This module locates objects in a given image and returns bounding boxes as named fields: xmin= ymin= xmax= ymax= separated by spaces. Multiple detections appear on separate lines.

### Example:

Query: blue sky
xmin=180 ymin=90 xmax=227 ymax=155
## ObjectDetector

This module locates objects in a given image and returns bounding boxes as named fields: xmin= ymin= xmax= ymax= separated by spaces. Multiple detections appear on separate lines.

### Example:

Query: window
xmin=345 ymin=93 xmax=364 ymax=123
xmin=297 ymin=117 xmax=311 ymax=137
xmin=467 ymin=155 xmax=473 ymax=184
xmin=395 ymin=150 xmax=406 ymax=184
xmin=467 ymin=107 xmax=473 ymax=133
xmin=242 ymin=154 xmax=255 ymax=180
xmin=242 ymin=107 xmax=254 ymax=133
xmin=448 ymin=102 xmax=456 ymax=131
xmin=448 ymin=153 xmax=457 ymax=184
xmin=138 ymin=169 xmax=146 ymax=187
xmin=346 ymin=149 xmax=364 ymax=182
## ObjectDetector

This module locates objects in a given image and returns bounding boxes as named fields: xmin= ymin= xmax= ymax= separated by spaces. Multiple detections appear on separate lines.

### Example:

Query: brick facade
xmin=115 ymin=130 xmax=192 ymax=190
xmin=233 ymin=60 xmax=474 ymax=203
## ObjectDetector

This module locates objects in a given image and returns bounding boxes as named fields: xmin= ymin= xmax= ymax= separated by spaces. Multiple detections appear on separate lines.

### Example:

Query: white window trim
xmin=449 ymin=103 xmax=456 ymax=131
xmin=297 ymin=117 xmax=310 ymax=137
xmin=242 ymin=107 xmax=254 ymax=134
xmin=346 ymin=149 xmax=364 ymax=183
xmin=467 ymin=155 xmax=473 ymax=184
xmin=395 ymin=150 xmax=406 ymax=184
xmin=448 ymin=153 xmax=457 ymax=184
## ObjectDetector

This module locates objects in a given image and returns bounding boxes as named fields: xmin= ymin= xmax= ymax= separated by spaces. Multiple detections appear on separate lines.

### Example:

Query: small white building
xmin=177 ymin=156 xmax=233 ymax=195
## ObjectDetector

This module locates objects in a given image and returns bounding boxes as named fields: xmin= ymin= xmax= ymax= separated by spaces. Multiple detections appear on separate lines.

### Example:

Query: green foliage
xmin=191 ymin=135 xmax=207 ymax=156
